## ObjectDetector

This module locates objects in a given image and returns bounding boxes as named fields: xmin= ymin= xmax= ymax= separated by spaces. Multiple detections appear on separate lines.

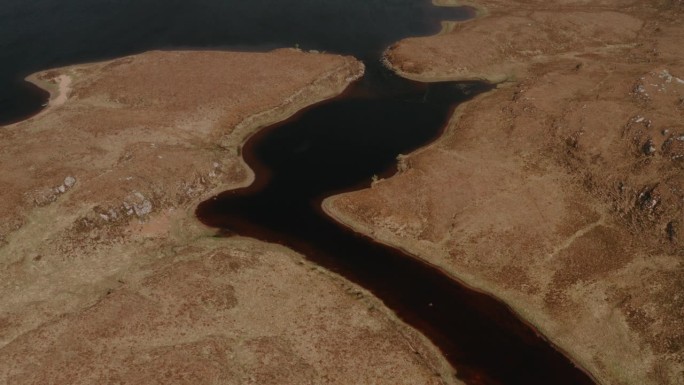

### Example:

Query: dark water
xmin=1 ymin=1 xmax=595 ymax=384
xmin=1 ymin=0 xmax=466 ymax=124
xmin=197 ymin=72 xmax=596 ymax=385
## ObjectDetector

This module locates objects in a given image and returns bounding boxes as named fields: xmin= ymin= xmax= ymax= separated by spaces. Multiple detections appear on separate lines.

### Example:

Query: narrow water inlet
xmin=196 ymin=66 xmax=597 ymax=385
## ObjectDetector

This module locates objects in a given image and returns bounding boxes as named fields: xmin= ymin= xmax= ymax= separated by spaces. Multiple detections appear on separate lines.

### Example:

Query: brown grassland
xmin=324 ymin=0 xmax=684 ymax=383
xmin=0 ymin=50 xmax=459 ymax=384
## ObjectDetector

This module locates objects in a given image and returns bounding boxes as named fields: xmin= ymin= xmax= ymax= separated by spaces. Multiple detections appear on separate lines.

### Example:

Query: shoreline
xmin=182 ymin=56 xmax=464 ymax=382
xmin=319 ymin=92 xmax=600 ymax=381
xmin=329 ymin=28 xmax=610 ymax=385
xmin=322 ymin=0 xmax=684 ymax=383
xmin=0 ymin=50 xmax=464 ymax=384
xmin=321 ymin=188 xmax=600 ymax=385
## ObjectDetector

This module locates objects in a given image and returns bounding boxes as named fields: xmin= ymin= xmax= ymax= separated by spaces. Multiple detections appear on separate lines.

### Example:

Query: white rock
xmin=134 ymin=200 xmax=153 ymax=217
xmin=57 ymin=185 xmax=66 ymax=193
xmin=64 ymin=176 xmax=76 ymax=188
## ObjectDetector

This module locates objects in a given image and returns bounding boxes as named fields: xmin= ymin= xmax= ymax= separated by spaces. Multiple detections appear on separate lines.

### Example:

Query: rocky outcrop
xmin=0 ymin=50 xmax=457 ymax=385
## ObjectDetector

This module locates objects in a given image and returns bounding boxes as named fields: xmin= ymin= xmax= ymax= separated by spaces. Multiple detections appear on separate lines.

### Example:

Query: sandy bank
xmin=0 ymin=50 xmax=460 ymax=384
xmin=325 ymin=1 xmax=684 ymax=384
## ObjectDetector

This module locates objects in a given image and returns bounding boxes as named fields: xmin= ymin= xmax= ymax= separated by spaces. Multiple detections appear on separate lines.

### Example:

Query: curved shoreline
xmin=322 ymin=3 xmax=617 ymax=381
xmin=0 ymin=50 xmax=466 ymax=385
xmin=323 ymin=0 xmax=684 ymax=383
xmin=198 ymin=51 xmax=596 ymax=385
xmin=2 ymin=0 xmax=679 ymax=382
xmin=317 ymin=75 xmax=598 ymax=381
xmin=321 ymin=189 xmax=599 ymax=385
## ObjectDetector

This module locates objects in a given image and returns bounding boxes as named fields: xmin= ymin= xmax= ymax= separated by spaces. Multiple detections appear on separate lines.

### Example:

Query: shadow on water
xmin=1 ymin=0 xmax=596 ymax=384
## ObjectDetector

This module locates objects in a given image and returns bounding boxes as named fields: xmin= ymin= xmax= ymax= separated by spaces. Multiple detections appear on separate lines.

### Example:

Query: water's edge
xmin=196 ymin=68 xmax=597 ymax=383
